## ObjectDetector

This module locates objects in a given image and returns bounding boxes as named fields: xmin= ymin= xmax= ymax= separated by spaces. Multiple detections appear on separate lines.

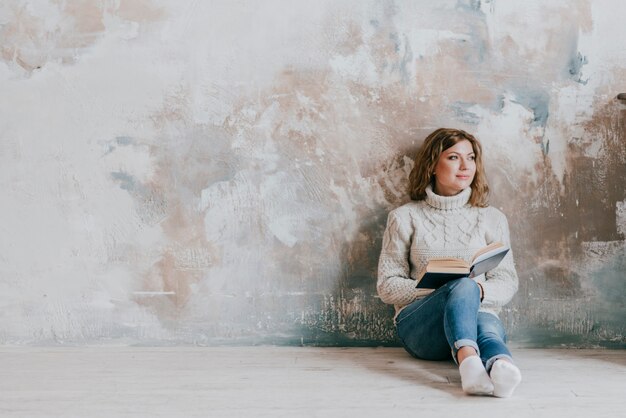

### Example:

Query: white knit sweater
xmin=377 ymin=185 xmax=519 ymax=318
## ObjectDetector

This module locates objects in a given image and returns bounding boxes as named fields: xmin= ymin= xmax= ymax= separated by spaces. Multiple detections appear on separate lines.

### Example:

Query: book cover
xmin=415 ymin=243 xmax=509 ymax=289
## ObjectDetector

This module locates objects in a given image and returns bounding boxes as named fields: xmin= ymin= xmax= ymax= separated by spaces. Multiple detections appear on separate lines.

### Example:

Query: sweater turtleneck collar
xmin=424 ymin=184 xmax=472 ymax=210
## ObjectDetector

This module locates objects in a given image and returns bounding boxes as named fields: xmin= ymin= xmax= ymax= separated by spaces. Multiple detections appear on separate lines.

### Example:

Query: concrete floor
xmin=0 ymin=347 xmax=624 ymax=418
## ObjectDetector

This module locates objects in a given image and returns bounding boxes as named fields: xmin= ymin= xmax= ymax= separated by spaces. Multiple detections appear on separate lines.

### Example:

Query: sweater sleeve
xmin=377 ymin=210 xmax=423 ymax=306
xmin=480 ymin=211 xmax=519 ymax=310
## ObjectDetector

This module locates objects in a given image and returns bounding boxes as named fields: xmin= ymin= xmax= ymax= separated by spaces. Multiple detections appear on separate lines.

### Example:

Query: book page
xmin=428 ymin=258 xmax=469 ymax=270
xmin=471 ymin=242 xmax=507 ymax=264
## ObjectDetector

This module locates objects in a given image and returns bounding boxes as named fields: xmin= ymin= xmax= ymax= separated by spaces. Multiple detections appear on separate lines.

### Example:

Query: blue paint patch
xmin=391 ymin=33 xmax=413 ymax=85
xmin=110 ymin=171 xmax=137 ymax=191
xmin=449 ymin=102 xmax=481 ymax=125
xmin=494 ymin=95 xmax=506 ymax=111
xmin=511 ymin=90 xmax=550 ymax=127
xmin=115 ymin=136 xmax=134 ymax=146
xmin=455 ymin=0 xmax=486 ymax=15
xmin=568 ymin=52 xmax=589 ymax=85
xmin=389 ymin=32 xmax=401 ymax=53
xmin=103 ymin=136 xmax=135 ymax=156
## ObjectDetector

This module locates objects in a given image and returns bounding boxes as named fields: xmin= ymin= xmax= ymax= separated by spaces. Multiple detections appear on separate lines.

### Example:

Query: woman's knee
xmin=448 ymin=276 xmax=480 ymax=298
xmin=477 ymin=331 xmax=505 ymax=346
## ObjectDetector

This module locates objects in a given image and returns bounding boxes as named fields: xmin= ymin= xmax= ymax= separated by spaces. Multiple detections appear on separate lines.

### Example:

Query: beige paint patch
xmin=116 ymin=0 xmax=165 ymax=23
xmin=63 ymin=0 xmax=105 ymax=39
xmin=0 ymin=0 xmax=166 ymax=75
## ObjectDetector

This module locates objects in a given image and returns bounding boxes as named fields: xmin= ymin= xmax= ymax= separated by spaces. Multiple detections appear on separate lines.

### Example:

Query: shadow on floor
xmin=322 ymin=347 xmax=465 ymax=398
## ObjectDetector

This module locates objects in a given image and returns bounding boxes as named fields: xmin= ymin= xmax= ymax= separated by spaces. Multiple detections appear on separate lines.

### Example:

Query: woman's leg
xmin=476 ymin=312 xmax=522 ymax=397
xmin=476 ymin=312 xmax=513 ymax=371
xmin=396 ymin=284 xmax=453 ymax=361
xmin=442 ymin=277 xmax=481 ymax=362
xmin=396 ymin=277 xmax=493 ymax=395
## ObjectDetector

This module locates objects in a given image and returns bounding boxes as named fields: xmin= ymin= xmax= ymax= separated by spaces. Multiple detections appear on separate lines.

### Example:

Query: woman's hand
xmin=476 ymin=282 xmax=484 ymax=302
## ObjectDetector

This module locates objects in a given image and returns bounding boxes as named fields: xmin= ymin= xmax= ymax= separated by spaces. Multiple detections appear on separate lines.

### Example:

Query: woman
xmin=377 ymin=128 xmax=522 ymax=397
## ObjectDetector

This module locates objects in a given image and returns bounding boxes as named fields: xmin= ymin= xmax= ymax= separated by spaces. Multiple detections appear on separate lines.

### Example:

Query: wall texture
xmin=1 ymin=0 xmax=624 ymax=347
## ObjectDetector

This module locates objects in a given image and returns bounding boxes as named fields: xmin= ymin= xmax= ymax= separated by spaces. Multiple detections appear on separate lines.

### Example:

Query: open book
xmin=415 ymin=242 xmax=509 ymax=289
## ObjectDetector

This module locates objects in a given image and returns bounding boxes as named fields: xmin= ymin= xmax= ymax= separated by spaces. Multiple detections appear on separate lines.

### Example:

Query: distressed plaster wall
xmin=0 ymin=0 xmax=624 ymax=347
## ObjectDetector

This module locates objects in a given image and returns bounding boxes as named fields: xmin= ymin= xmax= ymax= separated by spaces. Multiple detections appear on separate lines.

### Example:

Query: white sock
xmin=490 ymin=360 xmax=522 ymax=398
xmin=458 ymin=355 xmax=494 ymax=395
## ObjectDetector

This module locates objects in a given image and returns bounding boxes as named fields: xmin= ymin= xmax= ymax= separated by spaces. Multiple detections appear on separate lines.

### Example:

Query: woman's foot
xmin=490 ymin=360 xmax=522 ymax=398
xmin=459 ymin=355 xmax=494 ymax=395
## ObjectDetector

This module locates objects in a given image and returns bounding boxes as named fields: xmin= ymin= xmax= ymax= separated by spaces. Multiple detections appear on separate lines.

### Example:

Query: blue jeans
xmin=396 ymin=277 xmax=513 ymax=372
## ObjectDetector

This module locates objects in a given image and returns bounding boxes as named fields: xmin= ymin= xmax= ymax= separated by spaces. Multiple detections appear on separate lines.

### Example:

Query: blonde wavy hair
xmin=408 ymin=128 xmax=489 ymax=207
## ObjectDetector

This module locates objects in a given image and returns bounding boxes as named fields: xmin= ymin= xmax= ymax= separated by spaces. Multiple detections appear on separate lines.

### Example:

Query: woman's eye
xmin=469 ymin=156 xmax=475 ymax=160
xmin=449 ymin=155 xmax=457 ymax=160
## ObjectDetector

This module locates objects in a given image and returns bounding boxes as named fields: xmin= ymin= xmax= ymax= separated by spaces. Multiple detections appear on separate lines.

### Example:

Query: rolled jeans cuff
xmin=485 ymin=354 xmax=514 ymax=373
xmin=452 ymin=339 xmax=480 ymax=365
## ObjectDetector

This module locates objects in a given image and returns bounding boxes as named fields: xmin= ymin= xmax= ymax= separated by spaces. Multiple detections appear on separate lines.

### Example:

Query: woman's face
xmin=433 ymin=140 xmax=476 ymax=196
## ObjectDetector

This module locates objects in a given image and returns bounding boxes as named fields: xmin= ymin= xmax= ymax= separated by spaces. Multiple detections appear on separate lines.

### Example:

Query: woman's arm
xmin=377 ymin=209 xmax=424 ymax=306
xmin=481 ymin=210 xmax=519 ymax=310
